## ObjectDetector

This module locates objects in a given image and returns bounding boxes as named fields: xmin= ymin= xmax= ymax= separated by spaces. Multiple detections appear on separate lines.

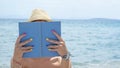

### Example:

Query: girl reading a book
xmin=11 ymin=9 xmax=72 ymax=68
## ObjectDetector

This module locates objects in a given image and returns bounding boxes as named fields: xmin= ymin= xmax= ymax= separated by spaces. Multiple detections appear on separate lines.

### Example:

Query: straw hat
xmin=28 ymin=9 xmax=52 ymax=22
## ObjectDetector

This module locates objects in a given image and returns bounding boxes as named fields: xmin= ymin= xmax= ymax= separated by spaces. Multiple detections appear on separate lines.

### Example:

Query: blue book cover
xmin=19 ymin=21 xmax=61 ymax=58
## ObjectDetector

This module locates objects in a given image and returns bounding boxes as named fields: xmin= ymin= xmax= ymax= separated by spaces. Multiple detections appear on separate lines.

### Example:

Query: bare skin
xmin=11 ymin=20 xmax=71 ymax=68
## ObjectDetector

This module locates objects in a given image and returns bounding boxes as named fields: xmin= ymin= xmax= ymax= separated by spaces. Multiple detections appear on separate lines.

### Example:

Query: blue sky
xmin=0 ymin=0 xmax=120 ymax=19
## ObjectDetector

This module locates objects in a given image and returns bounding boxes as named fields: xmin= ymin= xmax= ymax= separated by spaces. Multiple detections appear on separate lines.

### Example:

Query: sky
xmin=0 ymin=0 xmax=120 ymax=19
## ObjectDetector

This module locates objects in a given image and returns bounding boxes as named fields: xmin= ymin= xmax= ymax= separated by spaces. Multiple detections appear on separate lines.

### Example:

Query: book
xmin=19 ymin=21 xmax=61 ymax=58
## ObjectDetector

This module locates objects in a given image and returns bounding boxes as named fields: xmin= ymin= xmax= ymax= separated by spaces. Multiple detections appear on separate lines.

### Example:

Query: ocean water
xmin=0 ymin=19 xmax=120 ymax=68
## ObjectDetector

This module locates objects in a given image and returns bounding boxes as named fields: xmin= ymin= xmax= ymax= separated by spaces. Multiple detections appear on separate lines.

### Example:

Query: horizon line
xmin=0 ymin=18 xmax=120 ymax=20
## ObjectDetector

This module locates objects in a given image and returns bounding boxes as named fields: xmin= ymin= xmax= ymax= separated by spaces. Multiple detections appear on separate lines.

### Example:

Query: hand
xmin=13 ymin=33 xmax=33 ymax=62
xmin=46 ymin=30 xmax=68 ymax=57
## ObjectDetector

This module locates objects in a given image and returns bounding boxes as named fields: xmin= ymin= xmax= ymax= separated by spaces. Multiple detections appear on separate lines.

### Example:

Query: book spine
xmin=40 ymin=23 xmax=42 ymax=57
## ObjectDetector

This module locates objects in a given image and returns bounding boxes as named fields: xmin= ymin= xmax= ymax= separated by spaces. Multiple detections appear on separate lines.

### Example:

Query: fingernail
xmin=23 ymin=33 xmax=26 ymax=35
xmin=48 ymin=48 xmax=51 ymax=51
xmin=46 ymin=38 xmax=49 ymax=41
xmin=30 ymin=38 xmax=33 ymax=41
xmin=51 ymin=29 xmax=56 ymax=32
xmin=30 ymin=49 xmax=32 ymax=51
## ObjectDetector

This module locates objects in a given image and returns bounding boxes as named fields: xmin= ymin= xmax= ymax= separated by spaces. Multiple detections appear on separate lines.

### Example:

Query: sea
xmin=0 ymin=18 xmax=120 ymax=68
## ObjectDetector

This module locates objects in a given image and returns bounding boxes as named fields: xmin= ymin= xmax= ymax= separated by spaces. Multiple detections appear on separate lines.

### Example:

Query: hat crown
xmin=28 ymin=8 xmax=52 ymax=22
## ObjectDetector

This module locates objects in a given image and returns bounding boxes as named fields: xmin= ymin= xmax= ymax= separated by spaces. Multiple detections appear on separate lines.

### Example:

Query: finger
xmin=48 ymin=48 xmax=58 ymax=51
xmin=48 ymin=45 xmax=58 ymax=49
xmin=52 ymin=30 xmax=63 ymax=41
xmin=21 ymin=46 xmax=33 ymax=50
xmin=16 ymin=33 xmax=26 ymax=44
xmin=23 ymin=49 xmax=32 ymax=53
xmin=46 ymin=38 xmax=61 ymax=44
xmin=20 ymin=38 xmax=32 ymax=47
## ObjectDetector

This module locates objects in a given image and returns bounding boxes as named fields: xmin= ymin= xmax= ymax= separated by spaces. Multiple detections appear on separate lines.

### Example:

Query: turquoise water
xmin=0 ymin=19 xmax=120 ymax=68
